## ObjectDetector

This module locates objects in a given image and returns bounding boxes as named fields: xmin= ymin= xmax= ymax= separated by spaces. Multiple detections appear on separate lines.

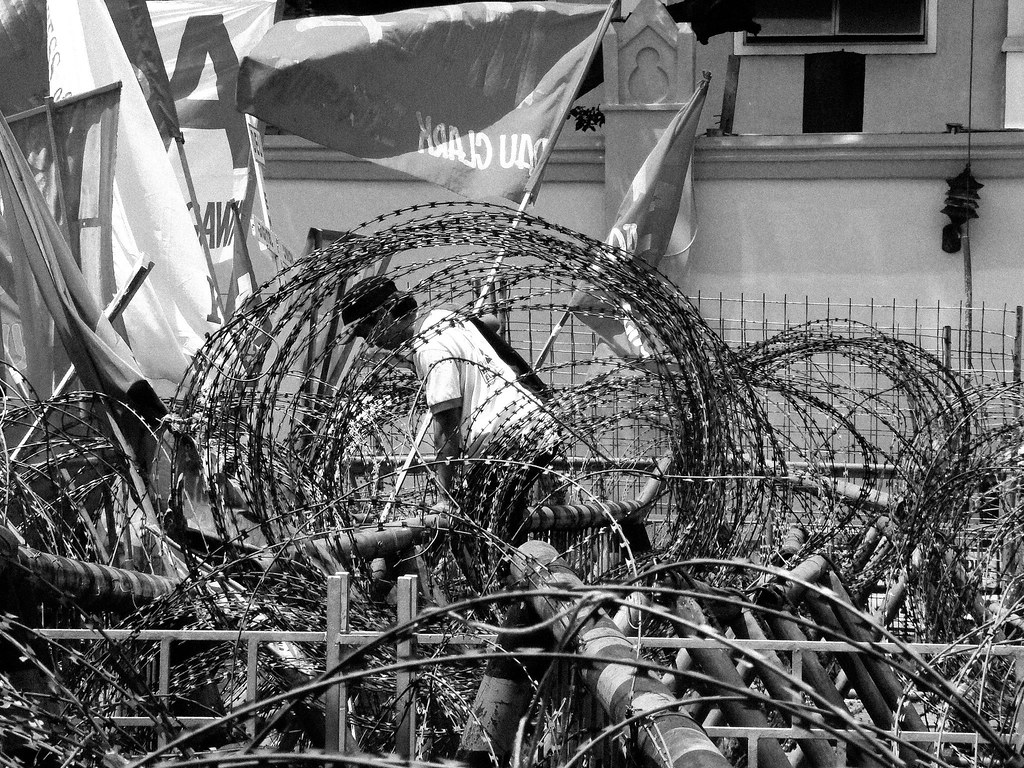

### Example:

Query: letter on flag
xmin=104 ymin=0 xmax=181 ymax=147
xmin=48 ymin=0 xmax=221 ymax=392
xmin=573 ymin=73 xmax=710 ymax=358
xmin=147 ymin=0 xmax=279 ymax=290
xmin=237 ymin=2 xmax=610 ymax=202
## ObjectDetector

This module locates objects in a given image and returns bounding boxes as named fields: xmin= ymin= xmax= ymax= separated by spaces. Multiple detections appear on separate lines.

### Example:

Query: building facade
xmin=263 ymin=0 xmax=1024 ymax=317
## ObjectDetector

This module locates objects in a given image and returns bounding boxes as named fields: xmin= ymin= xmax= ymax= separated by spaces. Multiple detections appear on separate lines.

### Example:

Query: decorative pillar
xmin=602 ymin=0 xmax=695 ymax=228
xmin=1004 ymin=0 xmax=1024 ymax=127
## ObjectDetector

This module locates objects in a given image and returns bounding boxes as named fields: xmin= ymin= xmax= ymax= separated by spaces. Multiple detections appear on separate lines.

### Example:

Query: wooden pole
xmin=395 ymin=575 xmax=418 ymax=758
xmin=324 ymin=571 xmax=350 ymax=752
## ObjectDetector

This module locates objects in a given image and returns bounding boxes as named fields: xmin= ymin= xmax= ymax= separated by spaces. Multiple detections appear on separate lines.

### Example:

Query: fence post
xmin=246 ymin=638 xmax=259 ymax=737
xmin=396 ymin=575 xmax=419 ymax=758
xmin=942 ymin=325 xmax=953 ymax=371
xmin=325 ymin=571 xmax=350 ymax=752
xmin=1014 ymin=307 xmax=1022 ymax=386
xmin=157 ymin=638 xmax=171 ymax=748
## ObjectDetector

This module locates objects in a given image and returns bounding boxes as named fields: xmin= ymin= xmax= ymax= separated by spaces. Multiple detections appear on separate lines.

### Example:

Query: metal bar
xmin=246 ymin=638 xmax=259 ymax=737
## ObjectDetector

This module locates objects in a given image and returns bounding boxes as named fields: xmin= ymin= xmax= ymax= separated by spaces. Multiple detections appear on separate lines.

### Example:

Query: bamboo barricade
xmin=0 ymin=526 xmax=177 ymax=611
xmin=671 ymin=597 xmax=792 ymax=768
xmin=731 ymin=608 xmax=839 ymax=768
xmin=301 ymin=475 xmax=670 ymax=569
xmin=510 ymin=540 xmax=730 ymax=768
xmin=765 ymin=553 xmax=930 ymax=768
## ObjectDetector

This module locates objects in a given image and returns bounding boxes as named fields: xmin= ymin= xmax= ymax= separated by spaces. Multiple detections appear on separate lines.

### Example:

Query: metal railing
xmin=37 ymin=573 xmax=1024 ymax=764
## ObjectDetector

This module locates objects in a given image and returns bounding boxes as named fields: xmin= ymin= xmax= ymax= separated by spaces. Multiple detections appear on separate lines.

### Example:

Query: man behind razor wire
xmin=343 ymin=276 xmax=563 ymax=590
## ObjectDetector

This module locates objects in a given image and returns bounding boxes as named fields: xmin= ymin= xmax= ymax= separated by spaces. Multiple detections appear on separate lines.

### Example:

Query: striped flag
xmin=574 ymin=74 xmax=710 ymax=358
xmin=237 ymin=2 xmax=611 ymax=202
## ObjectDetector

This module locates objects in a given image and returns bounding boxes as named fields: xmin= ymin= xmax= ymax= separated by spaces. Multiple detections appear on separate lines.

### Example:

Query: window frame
xmin=734 ymin=0 xmax=936 ymax=56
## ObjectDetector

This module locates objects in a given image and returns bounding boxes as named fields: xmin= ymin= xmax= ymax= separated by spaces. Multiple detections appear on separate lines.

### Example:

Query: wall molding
xmin=693 ymin=131 xmax=1024 ymax=180
xmin=265 ymin=130 xmax=1024 ymax=185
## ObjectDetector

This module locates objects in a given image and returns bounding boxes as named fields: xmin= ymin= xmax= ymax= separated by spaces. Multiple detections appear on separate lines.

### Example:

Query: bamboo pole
xmin=734 ymin=609 xmax=837 ymax=768
xmin=671 ymin=597 xmax=793 ymax=768
xmin=0 ymin=526 xmax=177 ymax=611
xmin=823 ymin=570 xmax=929 ymax=734
xmin=510 ymin=540 xmax=729 ymax=768
xmin=458 ymin=602 xmax=552 ymax=765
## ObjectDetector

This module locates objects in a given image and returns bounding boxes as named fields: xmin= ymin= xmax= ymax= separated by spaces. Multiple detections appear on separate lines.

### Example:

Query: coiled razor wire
xmin=2 ymin=202 xmax=1024 ymax=764
xmin=171 ymin=200 xmax=778 ymax=596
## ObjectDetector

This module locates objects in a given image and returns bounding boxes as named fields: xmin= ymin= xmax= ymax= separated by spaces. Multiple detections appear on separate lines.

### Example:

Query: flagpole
xmin=474 ymin=0 xmax=620 ymax=312
xmin=380 ymin=2 xmax=620 ymax=525
xmin=523 ymin=0 xmax=619 ymax=206
xmin=176 ymin=135 xmax=226 ymax=322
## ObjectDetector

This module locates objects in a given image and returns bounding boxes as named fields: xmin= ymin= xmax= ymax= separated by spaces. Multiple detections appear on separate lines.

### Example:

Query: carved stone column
xmin=602 ymin=0 xmax=695 ymax=228
xmin=1005 ymin=0 xmax=1024 ymax=127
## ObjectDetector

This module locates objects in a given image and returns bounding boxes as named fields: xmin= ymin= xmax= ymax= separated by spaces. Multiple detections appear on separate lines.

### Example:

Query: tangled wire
xmin=2 ymin=202 xmax=1024 ymax=766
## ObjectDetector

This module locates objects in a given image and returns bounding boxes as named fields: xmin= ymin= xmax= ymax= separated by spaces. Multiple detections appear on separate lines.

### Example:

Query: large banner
xmin=48 ymin=0 xmax=221 ymax=391
xmin=148 ymin=0 xmax=277 ymax=280
xmin=237 ymin=2 xmax=609 ymax=202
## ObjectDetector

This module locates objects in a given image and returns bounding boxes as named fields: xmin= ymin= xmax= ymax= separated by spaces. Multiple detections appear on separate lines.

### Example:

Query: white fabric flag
xmin=148 ymin=0 xmax=277 ymax=279
xmin=48 ymin=0 xmax=221 ymax=392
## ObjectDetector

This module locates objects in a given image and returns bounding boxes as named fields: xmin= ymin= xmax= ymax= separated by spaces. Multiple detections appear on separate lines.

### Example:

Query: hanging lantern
xmin=941 ymin=164 xmax=983 ymax=253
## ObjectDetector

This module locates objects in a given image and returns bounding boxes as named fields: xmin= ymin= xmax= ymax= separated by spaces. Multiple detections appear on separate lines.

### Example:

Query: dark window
xmin=750 ymin=0 xmax=926 ymax=43
xmin=802 ymin=51 xmax=865 ymax=132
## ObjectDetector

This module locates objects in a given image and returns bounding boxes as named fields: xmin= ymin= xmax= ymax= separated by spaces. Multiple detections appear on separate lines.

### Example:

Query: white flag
xmin=147 ymin=0 xmax=278 ymax=280
xmin=48 ymin=0 xmax=221 ymax=392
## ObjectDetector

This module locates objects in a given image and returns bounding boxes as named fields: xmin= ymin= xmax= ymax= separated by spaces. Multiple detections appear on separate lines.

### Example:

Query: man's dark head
xmin=342 ymin=276 xmax=418 ymax=341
